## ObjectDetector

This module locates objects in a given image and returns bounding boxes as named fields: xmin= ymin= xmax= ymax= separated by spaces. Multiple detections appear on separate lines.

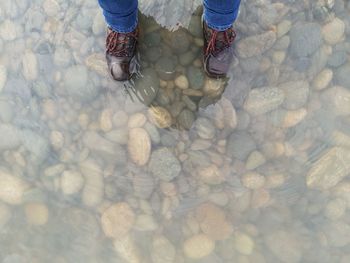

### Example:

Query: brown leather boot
xmin=203 ymin=22 xmax=236 ymax=78
xmin=105 ymin=27 xmax=139 ymax=81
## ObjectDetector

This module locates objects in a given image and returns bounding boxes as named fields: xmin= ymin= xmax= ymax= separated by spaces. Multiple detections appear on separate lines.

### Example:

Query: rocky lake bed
xmin=0 ymin=0 xmax=350 ymax=262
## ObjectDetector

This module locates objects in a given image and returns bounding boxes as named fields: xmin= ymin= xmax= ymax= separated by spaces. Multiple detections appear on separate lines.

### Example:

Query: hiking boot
xmin=105 ymin=27 xmax=139 ymax=81
xmin=203 ymin=21 xmax=236 ymax=78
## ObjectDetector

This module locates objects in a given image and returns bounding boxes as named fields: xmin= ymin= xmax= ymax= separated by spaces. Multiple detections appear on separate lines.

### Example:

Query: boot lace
xmin=205 ymin=27 xmax=236 ymax=56
xmin=106 ymin=28 xmax=139 ymax=57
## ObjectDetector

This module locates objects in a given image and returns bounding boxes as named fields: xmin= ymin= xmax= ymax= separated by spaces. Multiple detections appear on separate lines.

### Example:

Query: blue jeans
xmin=98 ymin=0 xmax=241 ymax=33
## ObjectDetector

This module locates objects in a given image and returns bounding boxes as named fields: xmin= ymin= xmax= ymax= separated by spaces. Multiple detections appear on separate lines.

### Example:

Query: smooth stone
xmin=155 ymin=56 xmax=176 ymax=80
xmin=219 ymin=97 xmax=237 ymax=129
xmin=178 ymin=109 xmax=195 ymax=130
xmin=64 ymin=65 xmax=98 ymax=102
xmin=22 ymin=51 xmax=38 ymax=81
xmin=203 ymin=78 xmax=225 ymax=97
xmin=144 ymin=122 xmax=161 ymax=144
xmin=169 ymin=29 xmax=190 ymax=54
xmin=328 ymin=51 xmax=347 ymax=67
xmin=0 ymin=124 xmax=21 ymax=150
xmin=134 ymin=214 xmax=158 ymax=231
xmin=134 ymin=68 xmax=160 ymax=105
xmin=0 ymin=204 xmax=11 ymax=229
xmin=160 ymin=132 xmax=177 ymax=147
xmin=321 ymin=86 xmax=350 ymax=116
xmin=80 ymin=160 xmax=104 ymax=207
xmin=241 ymin=172 xmax=265 ymax=189
xmin=282 ymin=108 xmax=307 ymax=128
xmin=25 ymin=202 xmax=49 ymax=226
xmin=0 ymin=20 xmax=17 ymax=41
xmin=128 ymin=113 xmax=147 ymax=129
xmin=133 ymin=173 xmax=155 ymax=199
xmin=113 ymin=110 xmax=129 ymax=128
xmin=324 ymin=198 xmax=346 ymax=220
xmin=246 ymin=151 xmax=266 ymax=170
xmin=99 ymin=109 xmax=113 ymax=132
xmin=20 ymin=129 xmax=49 ymax=164
xmin=43 ymin=0 xmax=60 ymax=16
xmin=243 ymin=87 xmax=285 ymax=115
xmin=60 ymin=170 xmax=84 ymax=195
xmin=92 ymin=11 xmax=105 ymax=35
xmin=307 ymin=147 xmax=350 ymax=190
xmin=101 ymin=202 xmax=135 ymax=238
xmin=188 ymin=15 xmax=202 ymax=38
xmin=54 ymin=46 xmax=72 ymax=67
xmin=227 ymin=132 xmax=256 ymax=161
xmin=322 ymin=18 xmax=345 ymax=45
xmin=149 ymin=148 xmax=181 ymax=181
xmin=151 ymin=236 xmax=176 ymax=263
xmin=264 ymin=230 xmax=302 ymax=263
xmin=237 ymin=31 xmax=276 ymax=58
xmin=0 ymin=169 xmax=28 ymax=205
xmin=198 ymin=164 xmax=225 ymax=185
xmin=182 ymin=96 xmax=197 ymax=111
xmin=279 ymin=81 xmax=309 ymax=110
xmin=234 ymin=232 xmax=255 ymax=255
xmin=85 ymin=53 xmax=108 ymax=77
xmin=145 ymin=46 xmax=162 ymax=62
xmin=183 ymin=234 xmax=215 ymax=259
xmin=187 ymin=66 xmax=205 ymax=90
xmin=179 ymin=50 xmax=197 ymax=66
xmin=312 ymin=69 xmax=333 ymax=90
xmin=335 ymin=63 xmax=350 ymax=88
xmin=148 ymin=106 xmax=172 ymax=128
xmin=277 ymin=20 xmax=292 ymax=38
xmin=290 ymin=23 xmax=323 ymax=57
xmin=105 ymin=129 xmax=128 ymax=145
xmin=0 ymin=65 xmax=7 ymax=93
xmin=113 ymin=235 xmax=140 ymax=263
xmin=195 ymin=117 xmax=216 ymax=139
xmin=323 ymin=221 xmax=350 ymax=247
xmin=128 ymin=128 xmax=151 ymax=166
xmin=175 ymin=75 xmax=189 ymax=89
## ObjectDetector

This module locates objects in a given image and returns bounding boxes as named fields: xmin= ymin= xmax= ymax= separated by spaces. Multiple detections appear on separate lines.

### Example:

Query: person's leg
xmin=203 ymin=0 xmax=241 ymax=31
xmin=98 ymin=0 xmax=138 ymax=33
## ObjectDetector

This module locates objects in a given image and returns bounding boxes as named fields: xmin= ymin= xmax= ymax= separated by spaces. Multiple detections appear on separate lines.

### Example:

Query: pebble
xmin=290 ymin=23 xmax=323 ymax=57
xmin=241 ymin=172 xmax=265 ymax=189
xmin=22 ymin=50 xmax=38 ymax=81
xmin=322 ymin=86 xmax=350 ymax=116
xmin=0 ymin=20 xmax=17 ymax=41
xmin=307 ymin=147 xmax=350 ymax=189
xmin=282 ymin=108 xmax=307 ymax=128
xmin=148 ymin=106 xmax=172 ymax=128
xmin=149 ymin=148 xmax=181 ymax=181
xmin=0 ymin=203 xmax=11 ymax=229
xmin=187 ymin=66 xmax=204 ymax=90
xmin=244 ymin=87 xmax=285 ymax=115
xmin=43 ymin=0 xmax=60 ymax=17
xmin=277 ymin=20 xmax=292 ymax=38
xmin=0 ymin=65 xmax=7 ymax=93
xmin=335 ymin=63 xmax=350 ymax=88
xmin=100 ymin=109 xmax=113 ymax=132
xmin=177 ymin=109 xmax=195 ymax=130
xmin=198 ymin=164 xmax=225 ymax=185
xmin=113 ymin=235 xmax=140 ymax=263
xmin=134 ymin=214 xmax=158 ymax=231
xmin=174 ymin=75 xmax=189 ymax=89
xmin=25 ymin=202 xmax=49 ymax=226
xmin=237 ymin=31 xmax=277 ymax=58
xmin=128 ymin=113 xmax=147 ymax=129
xmin=234 ymin=232 xmax=255 ymax=255
xmin=227 ymin=132 xmax=256 ymax=161
xmin=312 ymin=69 xmax=333 ymax=90
xmin=324 ymin=198 xmax=346 ymax=220
xmin=151 ymin=236 xmax=176 ymax=263
xmin=245 ymin=151 xmax=266 ymax=170
xmin=128 ymin=128 xmax=151 ymax=166
xmin=322 ymin=18 xmax=345 ymax=45
xmin=0 ymin=124 xmax=21 ymax=151
xmin=80 ymin=160 xmax=104 ymax=207
xmin=0 ymin=169 xmax=28 ymax=205
xmin=195 ymin=117 xmax=216 ymax=139
xmin=60 ymin=170 xmax=84 ymax=195
xmin=101 ymin=202 xmax=135 ymax=238
xmin=203 ymin=78 xmax=225 ymax=97
xmin=183 ymin=234 xmax=215 ymax=259
xmin=279 ymin=81 xmax=309 ymax=110
xmin=133 ymin=173 xmax=155 ymax=199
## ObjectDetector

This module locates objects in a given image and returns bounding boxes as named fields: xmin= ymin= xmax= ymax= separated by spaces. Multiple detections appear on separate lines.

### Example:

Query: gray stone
xmin=227 ymin=132 xmax=256 ymax=161
xmin=280 ymin=81 xmax=309 ymax=110
xmin=134 ymin=68 xmax=160 ymax=105
xmin=178 ymin=109 xmax=195 ymax=130
xmin=335 ymin=63 xmax=350 ymax=88
xmin=149 ymin=148 xmax=181 ymax=181
xmin=20 ymin=129 xmax=49 ymax=164
xmin=0 ymin=124 xmax=21 ymax=150
xmin=155 ymin=56 xmax=176 ymax=80
xmin=244 ymin=87 xmax=285 ymax=115
xmin=0 ymin=100 xmax=14 ymax=123
xmin=290 ymin=23 xmax=323 ymax=58
xmin=188 ymin=15 xmax=202 ymax=38
xmin=187 ymin=66 xmax=205 ymax=90
xmin=133 ymin=173 xmax=155 ymax=199
xmin=64 ymin=65 xmax=98 ymax=102
xmin=195 ymin=117 xmax=216 ymax=139
xmin=237 ymin=31 xmax=276 ymax=58
xmin=169 ymin=29 xmax=191 ymax=54
xmin=328 ymin=51 xmax=347 ymax=67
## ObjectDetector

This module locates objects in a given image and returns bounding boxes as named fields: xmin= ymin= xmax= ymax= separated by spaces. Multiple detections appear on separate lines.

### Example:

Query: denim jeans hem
xmin=108 ymin=18 xmax=138 ymax=33
xmin=204 ymin=18 xmax=233 ymax=31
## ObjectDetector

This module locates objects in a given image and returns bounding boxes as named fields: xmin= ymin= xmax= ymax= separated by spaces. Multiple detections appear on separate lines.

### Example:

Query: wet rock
xmin=187 ymin=66 xmax=205 ymax=90
xmin=133 ymin=173 xmax=154 ymax=199
xmin=80 ymin=160 xmax=104 ymax=207
xmin=54 ymin=46 xmax=72 ymax=67
xmin=0 ymin=20 xmax=17 ymax=41
xmin=246 ymin=151 xmax=266 ymax=170
xmin=183 ymin=234 xmax=215 ymax=259
xmin=64 ymin=65 xmax=98 ymax=102
xmin=86 ymin=53 xmax=108 ymax=77
xmin=155 ymin=56 xmax=176 ymax=80
xmin=105 ymin=129 xmax=128 ymax=145
xmin=178 ymin=109 xmax=195 ymax=130
xmin=128 ymin=113 xmax=147 ymax=129
xmin=198 ymin=164 xmax=225 ymax=185
xmin=227 ymin=131 xmax=256 ymax=161
xmin=169 ymin=29 xmax=190 ymax=54
xmin=175 ymin=75 xmax=189 ymax=89
xmin=188 ymin=15 xmax=202 ymax=38
xmin=0 ymin=203 xmax=11 ymax=229
xmin=0 ymin=124 xmax=21 ymax=150
xmin=244 ymin=87 xmax=285 ymax=115
xmin=264 ymin=230 xmax=302 ymax=263
xmin=312 ymin=68 xmax=333 ymax=90
xmin=307 ymin=147 xmax=350 ymax=190
xmin=113 ymin=235 xmax=140 ymax=263
xmin=328 ymin=51 xmax=347 ymax=67
xmin=241 ymin=172 xmax=265 ymax=189
xmin=148 ymin=106 xmax=172 ymax=128
xmin=234 ymin=232 xmax=255 ymax=255
xmin=290 ymin=23 xmax=323 ymax=57
xmin=324 ymin=198 xmax=346 ymax=220
xmin=25 ymin=202 xmax=49 ymax=226
xmin=0 ymin=169 xmax=28 ymax=205
xmin=277 ymin=20 xmax=292 ymax=38
xmin=335 ymin=63 xmax=350 ymax=88
xmin=279 ymin=81 xmax=309 ymax=110
xmin=20 ymin=129 xmax=50 ymax=164
xmin=281 ymin=109 xmax=307 ymax=128
xmin=101 ymin=202 xmax=135 ymax=238
xmin=237 ymin=31 xmax=276 ymax=58
xmin=22 ymin=50 xmax=38 ymax=81
xmin=134 ymin=68 xmax=159 ymax=105
xmin=134 ymin=214 xmax=158 ymax=231
xmin=321 ymin=86 xmax=350 ymax=116
xmin=323 ymin=221 xmax=350 ymax=247
xmin=322 ymin=18 xmax=345 ymax=45
xmin=128 ymin=128 xmax=151 ymax=166
xmin=92 ymin=11 xmax=105 ymax=35
xmin=0 ymin=64 xmax=7 ymax=93
xmin=203 ymin=78 xmax=225 ymax=98
xmin=149 ymin=148 xmax=181 ymax=181
xmin=151 ymin=235 xmax=176 ymax=263
xmin=195 ymin=117 xmax=216 ymax=139
xmin=60 ymin=170 xmax=85 ymax=195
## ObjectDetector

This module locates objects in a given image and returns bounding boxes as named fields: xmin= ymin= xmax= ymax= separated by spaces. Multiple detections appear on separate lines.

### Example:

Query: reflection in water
xmin=0 ymin=0 xmax=350 ymax=262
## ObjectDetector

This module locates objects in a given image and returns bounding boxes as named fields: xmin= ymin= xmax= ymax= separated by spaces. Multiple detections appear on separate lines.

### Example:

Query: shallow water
xmin=0 ymin=0 xmax=350 ymax=262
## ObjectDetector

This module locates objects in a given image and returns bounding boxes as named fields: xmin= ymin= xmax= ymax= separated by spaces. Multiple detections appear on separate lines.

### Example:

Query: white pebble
xmin=0 ymin=65 xmax=7 ymax=93
xmin=60 ymin=170 xmax=85 ymax=195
